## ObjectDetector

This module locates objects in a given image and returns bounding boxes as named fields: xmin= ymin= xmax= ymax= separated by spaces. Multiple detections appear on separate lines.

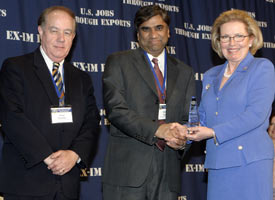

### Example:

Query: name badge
xmin=158 ymin=104 xmax=166 ymax=120
xmin=51 ymin=106 xmax=73 ymax=124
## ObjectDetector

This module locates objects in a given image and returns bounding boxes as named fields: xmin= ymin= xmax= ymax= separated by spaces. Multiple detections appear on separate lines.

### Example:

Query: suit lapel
xmin=214 ymin=53 xmax=253 ymax=94
xmin=33 ymin=49 xmax=59 ymax=105
xmin=212 ymin=65 xmax=224 ymax=95
xmin=166 ymin=56 xmax=179 ymax=103
xmin=132 ymin=49 xmax=180 ymax=101
xmin=133 ymin=48 xmax=158 ymax=97
xmin=63 ymin=62 xmax=73 ymax=105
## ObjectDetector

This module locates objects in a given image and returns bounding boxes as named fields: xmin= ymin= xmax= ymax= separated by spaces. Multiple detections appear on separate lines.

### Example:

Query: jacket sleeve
xmin=213 ymin=59 xmax=275 ymax=144
xmin=0 ymin=58 xmax=53 ymax=168
xmin=69 ymin=72 xmax=100 ymax=167
xmin=102 ymin=54 xmax=159 ymax=145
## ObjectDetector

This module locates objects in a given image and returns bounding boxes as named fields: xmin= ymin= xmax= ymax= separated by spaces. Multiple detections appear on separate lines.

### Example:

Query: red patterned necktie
xmin=152 ymin=58 xmax=166 ymax=103
xmin=152 ymin=58 xmax=166 ymax=151
xmin=52 ymin=62 xmax=65 ymax=106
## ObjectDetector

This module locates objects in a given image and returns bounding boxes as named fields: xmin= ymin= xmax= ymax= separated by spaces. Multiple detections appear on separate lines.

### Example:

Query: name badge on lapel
xmin=158 ymin=104 xmax=166 ymax=120
xmin=51 ymin=106 xmax=73 ymax=124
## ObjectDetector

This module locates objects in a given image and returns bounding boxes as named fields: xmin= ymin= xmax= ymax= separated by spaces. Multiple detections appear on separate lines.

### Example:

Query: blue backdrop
xmin=0 ymin=0 xmax=274 ymax=199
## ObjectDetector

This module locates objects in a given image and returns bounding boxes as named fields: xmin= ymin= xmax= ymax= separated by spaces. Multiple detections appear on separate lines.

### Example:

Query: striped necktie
xmin=52 ymin=62 xmax=65 ymax=106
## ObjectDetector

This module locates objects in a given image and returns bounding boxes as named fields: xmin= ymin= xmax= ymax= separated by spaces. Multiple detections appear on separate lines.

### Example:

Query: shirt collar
xmin=146 ymin=49 xmax=165 ymax=74
xmin=40 ymin=46 xmax=64 ymax=73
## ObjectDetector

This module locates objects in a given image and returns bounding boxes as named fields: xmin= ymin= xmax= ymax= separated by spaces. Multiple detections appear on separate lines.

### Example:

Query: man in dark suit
xmin=102 ymin=5 xmax=195 ymax=200
xmin=0 ymin=6 xmax=100 ymax=200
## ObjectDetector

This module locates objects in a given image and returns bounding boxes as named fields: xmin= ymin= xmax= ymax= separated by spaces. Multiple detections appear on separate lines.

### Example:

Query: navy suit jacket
xmin=0 ymin=48 xmax=100 ymax=198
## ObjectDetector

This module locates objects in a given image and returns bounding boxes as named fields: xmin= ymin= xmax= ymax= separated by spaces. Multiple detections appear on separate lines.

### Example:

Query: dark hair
xmin=134 ymin=5 xmax=170 ymax=31
xmin=38 ymin=6 xmax=76 ymax=31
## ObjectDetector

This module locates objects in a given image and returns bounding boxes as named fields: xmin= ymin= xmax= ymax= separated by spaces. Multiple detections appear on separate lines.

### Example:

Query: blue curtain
xmin=0 ymin=0 xmax=274 ymax=199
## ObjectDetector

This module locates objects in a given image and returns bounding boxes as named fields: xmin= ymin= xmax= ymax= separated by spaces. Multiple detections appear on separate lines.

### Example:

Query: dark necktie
xmin=52 ymin=62 xmax=65 ymax=106
xmin=152 ymin=58 xmax=166 ymax=151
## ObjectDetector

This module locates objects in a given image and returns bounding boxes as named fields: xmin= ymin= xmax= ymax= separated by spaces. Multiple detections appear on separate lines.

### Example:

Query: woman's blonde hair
xmin=211 ymin=9 xmax=263 ymax=58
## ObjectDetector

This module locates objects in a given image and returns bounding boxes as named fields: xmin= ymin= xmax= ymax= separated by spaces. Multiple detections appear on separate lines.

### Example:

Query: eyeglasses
xmin=219 ymin=35 xmax=249 ymax=43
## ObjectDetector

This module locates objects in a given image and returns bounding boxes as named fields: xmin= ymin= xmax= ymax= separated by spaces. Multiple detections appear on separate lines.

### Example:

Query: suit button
xmin=216 ymin=97 xmax=219 ymax=101
xmin=215 ymin=112 xmax=218 ymax=115
xmin=238 ymin=145 xmax=243 ymax=150
xmin=155 ymin=99 xmax=159 ymax=104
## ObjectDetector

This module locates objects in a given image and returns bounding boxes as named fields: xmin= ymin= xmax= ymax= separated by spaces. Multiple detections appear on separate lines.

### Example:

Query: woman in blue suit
xmin=187 ymin=10 xmax=275 ymax=200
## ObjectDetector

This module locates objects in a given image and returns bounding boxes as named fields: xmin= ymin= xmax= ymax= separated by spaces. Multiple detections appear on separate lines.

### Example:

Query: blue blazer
xmin=200 ymin=52 xmax=275 ymax=169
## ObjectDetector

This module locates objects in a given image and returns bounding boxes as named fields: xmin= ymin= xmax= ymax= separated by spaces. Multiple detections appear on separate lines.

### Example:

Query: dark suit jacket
xmin=102 ymin=48 xmax=195 ymax=193
xmin=0 ymin=48 xmax=100 ymax=198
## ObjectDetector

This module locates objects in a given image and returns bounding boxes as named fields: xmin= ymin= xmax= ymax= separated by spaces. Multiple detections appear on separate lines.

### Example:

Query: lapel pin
xmin=206 ymin=84 xmax=210 ymax=90
xmin=243 ymin=66 xmax=248 ymax=70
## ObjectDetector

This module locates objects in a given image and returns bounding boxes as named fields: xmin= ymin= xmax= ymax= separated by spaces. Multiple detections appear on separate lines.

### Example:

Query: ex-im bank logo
xmin=0 ymin=9 xmax=7 ymax=17
xmin=6 ymin=30 xmax=40 ymax=43
xmin=185 ymin=164 xmax=205 ymax=172
xmin=80 ymin=167 xmax=102 ymax=177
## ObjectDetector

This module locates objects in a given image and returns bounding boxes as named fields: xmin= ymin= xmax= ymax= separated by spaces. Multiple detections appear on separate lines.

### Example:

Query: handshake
xmin=155 ymin=122 xmax=189 ymax=150
xmin=155 ymin=123 xmax=216 ymax=150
